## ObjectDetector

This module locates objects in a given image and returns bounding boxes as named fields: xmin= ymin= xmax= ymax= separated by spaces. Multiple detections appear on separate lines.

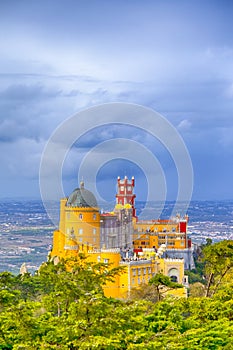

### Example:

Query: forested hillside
xmin=0 ymin=240 xmax=233 ymax=349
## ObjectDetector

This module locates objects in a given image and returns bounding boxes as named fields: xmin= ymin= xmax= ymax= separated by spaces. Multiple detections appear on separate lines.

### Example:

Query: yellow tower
xmin=51 ymin=181 xmax=100 ymax=259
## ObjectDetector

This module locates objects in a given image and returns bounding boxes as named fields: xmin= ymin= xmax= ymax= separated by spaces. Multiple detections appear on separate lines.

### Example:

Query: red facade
xmin=116 ymin=176 xmax=137 ymax=217
xmin=179 ymin=221 xmax=187 ymax=233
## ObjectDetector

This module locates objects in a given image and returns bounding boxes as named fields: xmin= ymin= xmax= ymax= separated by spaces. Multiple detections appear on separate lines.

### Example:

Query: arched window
xmin=168 ymin=268 xmax=179 ymax=283
xmin=170 ymin=275 xmax=178 ymax=282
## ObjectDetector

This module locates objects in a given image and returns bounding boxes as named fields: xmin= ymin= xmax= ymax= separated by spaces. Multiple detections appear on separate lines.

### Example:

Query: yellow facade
xmin=86 ymin=249 xmax=122 ymax=298
xmin=133 ymin=219 xmax=188 ymax=250
xmin=51 ymin=229 xmax=65 ymax=257
xmin=133 ymin=232 xmax=187 ymax=250
xmin=51 ymin=194 xmax=101 ymax=259
xmin=85 ymin=248 xmax=186 ymax=299
xmin=135 ymin=221 xmax=179 ymax=233
xmin=63 ymin=206 xmax=100 ymax=248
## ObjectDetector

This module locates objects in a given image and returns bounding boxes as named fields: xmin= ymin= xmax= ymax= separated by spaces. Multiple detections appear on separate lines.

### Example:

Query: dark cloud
xmin=0 ymin=79 xmax=84 ymax=143
xmin=0 ymin=0 xmax=233 ymax=199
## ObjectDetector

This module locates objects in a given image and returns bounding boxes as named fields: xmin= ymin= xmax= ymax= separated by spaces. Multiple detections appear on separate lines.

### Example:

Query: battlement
xmin=119 ymin=259 xmax=152 ymax=265
xmin=164 ymin=258 xmax=184 ymax=263
xmin=88 ymin=248 xmax=121 ymax=254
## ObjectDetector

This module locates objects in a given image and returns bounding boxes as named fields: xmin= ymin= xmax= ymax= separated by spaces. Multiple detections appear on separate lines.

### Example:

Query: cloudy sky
xmin=0 ymin=0 xmax=233 ymax=203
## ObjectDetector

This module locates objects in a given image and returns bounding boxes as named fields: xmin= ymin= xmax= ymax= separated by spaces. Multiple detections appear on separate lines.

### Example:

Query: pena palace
xmin=51 ymin=176 xmax=194 ymax=298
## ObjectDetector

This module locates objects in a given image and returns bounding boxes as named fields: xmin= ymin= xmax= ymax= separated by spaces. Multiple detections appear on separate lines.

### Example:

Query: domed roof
xmin=66 ymin=182 xmax=98 ymax=208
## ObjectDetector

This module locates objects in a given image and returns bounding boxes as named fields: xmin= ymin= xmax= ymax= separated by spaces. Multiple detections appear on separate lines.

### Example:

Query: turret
xmin=116 ymin=176 xmax=136 ymax=217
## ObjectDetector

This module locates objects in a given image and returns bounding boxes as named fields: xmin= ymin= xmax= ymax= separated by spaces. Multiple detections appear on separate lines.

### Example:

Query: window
xmin=148 ymin=267 xmax=151 ymax=274
xmin=168 ymin=268 xmax=179 ymax=283
xmin=132 ymin=269 xmax=136 ymax=276
xmin=69 ymin=228 xmax=75 ymax=240
xmin=138 ymin=268 xmax=141 ymax=276
xmin=79 ymin=228 xmax=83 ymax=235
xmin=171 ymin=276 xmax=178 ymax=282
xmin=79 ymin=238 xmax=83 ymax=242
xmin=144 ymin=268 xmax=147 ymax=275
xmin=138 ymin=278 xmax=140 ymax=284
xmin=97 ymin=256 xmax=101 ymax=262
xmin=104 ymin=258 xmax=109 ymax=264
xmin=79 ymin=213 xmax=83 ymax=220
xmin=66 ymin=212 xmax=70 ymax=219
xmin=93 ymin=238 xmax=96 ymax=243
xmin=93 ymin=213 xmax=96 ymax=220
xmin=93 ymin=228 xmax=96 ymax=235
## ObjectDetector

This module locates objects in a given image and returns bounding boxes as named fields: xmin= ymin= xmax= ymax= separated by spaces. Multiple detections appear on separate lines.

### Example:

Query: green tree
xmin=203 ymin=240 xmax=233 ymax=297
xmin=0 ymin=272 xmax=22 ymax=310
xmin=130 ymin=283 xmax=160 ymax=302
xmin=149 ymin=273 xmax=183 ymax=301
xmin=185 ymin=269 xmax=205 ymax=285
xmin=38 ymin=256 xmax=125 ymax=317
xmin=189 ymin=282 xmax=206 ymax=297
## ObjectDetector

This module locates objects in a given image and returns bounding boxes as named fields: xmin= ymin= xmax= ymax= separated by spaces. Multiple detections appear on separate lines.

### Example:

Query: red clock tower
xmin=116 ymin=176 xmax=136 ymax=217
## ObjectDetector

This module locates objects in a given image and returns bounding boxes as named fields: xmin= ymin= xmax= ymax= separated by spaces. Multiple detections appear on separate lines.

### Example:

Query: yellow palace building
xmin=85 ymin=248 xmax=187 ymax=298
xmin=50 ymin=178 xmax=189 ymax=299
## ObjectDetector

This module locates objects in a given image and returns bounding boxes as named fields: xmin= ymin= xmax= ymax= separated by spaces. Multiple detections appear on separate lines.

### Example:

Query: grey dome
xmin=66 ymin=184 xmax=98 ymax=208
